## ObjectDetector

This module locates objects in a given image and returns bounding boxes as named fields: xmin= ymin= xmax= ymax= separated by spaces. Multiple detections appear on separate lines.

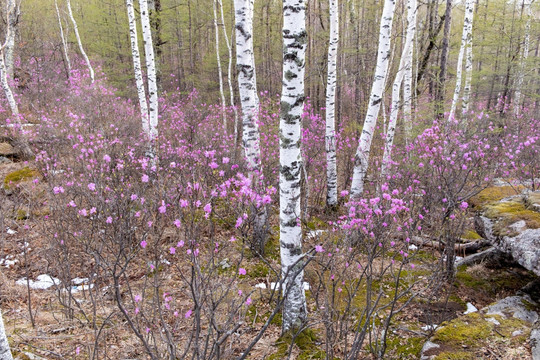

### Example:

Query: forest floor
xmin=0 ymin=157 xmax=538 ymax=359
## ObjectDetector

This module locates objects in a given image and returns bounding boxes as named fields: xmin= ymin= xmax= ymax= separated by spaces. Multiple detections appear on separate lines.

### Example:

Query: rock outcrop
xmin=475 ymin=191 xmax=540 ymax=276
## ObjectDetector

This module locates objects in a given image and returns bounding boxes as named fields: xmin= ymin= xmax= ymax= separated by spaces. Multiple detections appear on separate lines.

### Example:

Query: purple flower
xmin=170 ymin=247 xmax=176 ymax=254
xmin=174 ymin=219 xmax=181 ymax=228
xmin=106 ymin=216 xmax=113 ymax=224
xmin=315 ymin=245 xmax=324 ymax=253
xmin=103 ymin=154 xmax=111 ymax=163
xmin=185 ymin=309 xmax=192 ymax=318
xmin=142 ymin=174 xmax=149 ymax=183
xmin=140 ymin=240 xmax=147 ymax=249
xmin=238 ymin=268 xmax=246 ymax=276
xmin=245 ymin=297 xmax=252 ymax=305
xmin=159 ymin=201 xmax=167 ymax=213
xmin=88 ymin=183 xmax=96 ymax=191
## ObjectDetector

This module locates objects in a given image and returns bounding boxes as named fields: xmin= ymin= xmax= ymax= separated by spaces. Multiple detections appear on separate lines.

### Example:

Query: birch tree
xmin=279 ymin=0 xmax=308 ymax=332
xmin=350 ymin=0 xmax=397 ymax=198
xmin=138 ymin=0 xmax=159 ymax=141
xmin=4 ymin=0 xmax=19 ymax=80
xmin=218 ymin=0 xmax=238 ymax=138
xmin=234 ymin=0 xmax=267 ymax=251
xmin=126 ymin=0 xmax=150 ymax=135
xmin=66 ymin=0 xmax=94 ymax=83
xmin=449 ymin=0 xmax=475 ymax=121
xmin=382 ymin=0 xmax=417 ymax=177
xmin=55 ymin=0 xmax=71 ymax=78
xmin=212 ymin=0 xmax=226 ymax=126
xmin=403 ymin=0 xmax=417 ymax=138
xmin=0 ymin=308 xmax=13 ymax=360
xmin=513 ymin=0 xmax=532 ymax=116
xmin=325 ymin=0 xmax=339 ymax=208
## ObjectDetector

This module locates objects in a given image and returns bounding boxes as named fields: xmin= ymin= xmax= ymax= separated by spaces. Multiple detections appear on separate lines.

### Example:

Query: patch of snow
xmin=71 ymin=284 xmax=94 ymax=293
xmin=408 ymin=244 xmax=418 ymax=251
xmin=464 ymin=302 xmax=478 ymax=314
xmin=486 ymin=317 xmax=500 ymax=325
xmin=255 ymin=283 xmax=267 ymax=289
xmin=6 ymin=228 xmax=16 ymax=235
xmin=71 ymin=277 xmax=89 ymax=285
xmin=421 ymin=324 xmax=438 ymax=331
xmin=16 ymin=274 xmax=60 ymax=290
xmin=512 ymin=330 xmax=523 ymax=337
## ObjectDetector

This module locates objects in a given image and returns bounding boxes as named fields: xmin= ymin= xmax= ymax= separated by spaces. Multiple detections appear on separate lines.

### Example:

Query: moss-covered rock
xmin=3 ymin=167 xmax=39 ymax=189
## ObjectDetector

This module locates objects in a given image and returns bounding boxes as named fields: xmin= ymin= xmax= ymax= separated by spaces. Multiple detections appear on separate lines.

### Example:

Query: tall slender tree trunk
xmin=213 ymin=0 xmax=227 ymax=127
xmin=4 ymin=0 xmax=19 ymax=80
xmin=218 ymin=0 xmax=239 ymax=140
xmin=280 ymin=0 xmax=308 ymax=333
xmin=67 ymin=0 xmax=94 ymax=83
xmin=403 ymin=0 xmax=417 ymax=139
xmin=513 ymin=0 xmax=532 ymax=116
xmin=449 ymin=0 xmax=475 ymax=121
xmin=350 ymin=0 xmax=397 ymax=198
xmin=436 ymin=0 xmax=452 ymax=120
xmin=382 ymin=0 xmax=416 ymax=177
xmin=138 ymin=0 xmax=159 ymax=141
xmin=55 ymin=0 xmax=71 ymax=79
xmin=461 ymin=4 xmax=475 ymax=116
xmin=126 ymin=0 xmax=150 ymax=135
xmin=234 ymin=0 xmax=268 ymax=253
xmin=0 ymin=308 xmax=13 ymax=360
xmin=325 ymin=0 xmax=339 ymax=208
xmin=147 ymin=0 xmax=162 ymax=88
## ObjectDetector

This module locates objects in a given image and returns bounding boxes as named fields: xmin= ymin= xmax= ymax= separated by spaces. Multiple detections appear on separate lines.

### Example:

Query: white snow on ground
xmin=16 ymin=274 xmax=60 ymax=290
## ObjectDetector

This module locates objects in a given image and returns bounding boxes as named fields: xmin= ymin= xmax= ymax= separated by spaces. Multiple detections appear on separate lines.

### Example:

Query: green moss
xmin=386 ymin=335 xmax=424 ymax=358
xmin=247 ymin=261 xmax=270 ymax=278
xmin=432 ymin=313 xmax=491 ymax=346
xmin=462 ymin=230 xmax=481 ymax=240
xmin=306 ymin=216 xmax=327 ymax=231
xmin=434 ymin=351 xmax=475 ymax=360
xmin=264 ymin=232 xmax=280 ymax=261
xmin=483 ymin=199 xmax=540 ymax=236
xmin=469 ymin=186 xmax=524 ymax=208
xmin=3 ymin=167 xmax=38 ymax=189
xmin=268 ymin=329 xmax=327 ymax=360
xmin=455 ymin=266 xmax=535 ymax=296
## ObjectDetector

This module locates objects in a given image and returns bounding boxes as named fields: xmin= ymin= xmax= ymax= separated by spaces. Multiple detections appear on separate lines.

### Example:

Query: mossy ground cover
xmin=483 ymin=198 xmax=540 ymax=236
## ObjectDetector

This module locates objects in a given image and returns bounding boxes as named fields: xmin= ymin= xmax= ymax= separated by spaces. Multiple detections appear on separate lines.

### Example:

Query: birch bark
xmin=234 ymin=0 xmax=268 ymax=251
xmin=382 ymin=0 xmax=416 ymax=177
xmin=138 ymin=0 xmax=159 ymax=141
xmin=279 ymin=0 xmax=308 ymax=332
xmin=126 ymin=0 xmax=150 ymax=135
xmin=4 ymin=0 xmax=18 ymax=80
xmin=449 ymin=0 xmax=475 ymax=121
xmin=325 ymin=0 xmax=339 ymax=208
xmin=513 ymin=0 xmax=532 ymax=116
xmin=67 ymin=0 xmax=94 ymax=83
xmin=218 ymin=0 xmax=238 ymax=138
xmin=350 ymin=0 xmax=397 ymax=198
xmin=403 ymin=0 xmax=417 ymax=138
xmin=55 ymin=0 xmax=71 ymax=78
xmin=213 ymin=0 xmax=227 ymax=127
xmin=0 ymin=308 xmax=13 ymax=360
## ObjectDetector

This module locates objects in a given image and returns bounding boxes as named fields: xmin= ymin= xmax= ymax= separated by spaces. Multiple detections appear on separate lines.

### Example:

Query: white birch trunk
xmin=449 ymin=0 xmax=475 ymax=121
xmin=55 ymin=0 xmax=71 ymax=77
xmin=350 ymin=0 xmax=397 ymax=198
xmin=213 ymin=0 xmax=227 ymax=127
xmin=403 ymin=0 xmax=417 ymax=139
xmin=126 ymin=0 xmax=150 ymax=135
xmin=381 ymin=0 xmax=416 ymax=178
xmin=218 ymin=0 xmax=239 ymax=138
xmin=0 ymin=52 xmax=18 ymax=116
xmin=138 ymin=0 xmax=159 ymax=141
xmin=325 ymin=0 xmax=339 ymax=208
xmin=461 ymin=27 xmax=473 ymax=116
xmin=279 ymin=0 xmax=308 ymax=333
xmin=513 ymin=0 xmax=532 ymax=116
xmin=0 ymin=308 xmax=13 ymax=360
xmin=4 ymin=0 xmax=18 ymax=80
xmin=67 ymin=0 xmax=94 ymax=83
xmin=234 ymin=0 xmax=267 ymax=250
